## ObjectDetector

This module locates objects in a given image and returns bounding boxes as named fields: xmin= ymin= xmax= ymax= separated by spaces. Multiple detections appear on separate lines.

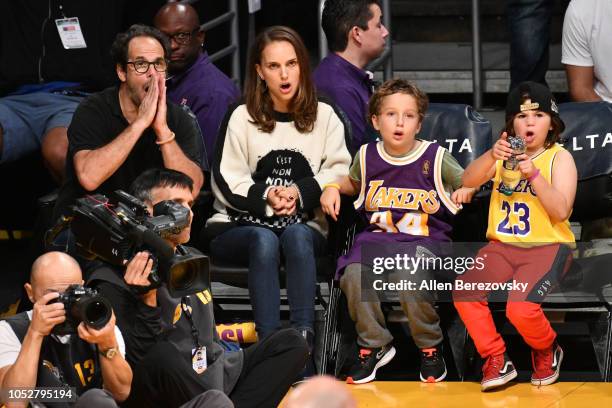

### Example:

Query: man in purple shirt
xmin=313 ymin=0 xmax=389 ymax=154
xmin=155 ymin=2 xmax=240 ymax=170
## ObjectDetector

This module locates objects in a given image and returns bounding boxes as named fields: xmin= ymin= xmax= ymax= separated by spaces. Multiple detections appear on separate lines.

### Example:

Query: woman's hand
xmin=267 ymin=187 xmax=297 ymax=216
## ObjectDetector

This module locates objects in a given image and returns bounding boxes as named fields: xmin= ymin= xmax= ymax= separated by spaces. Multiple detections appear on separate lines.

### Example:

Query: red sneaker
xmin=481 ymin=352 xmax=517 ymax=391
xmin=531 ymin=342 xmax=563 ymax=386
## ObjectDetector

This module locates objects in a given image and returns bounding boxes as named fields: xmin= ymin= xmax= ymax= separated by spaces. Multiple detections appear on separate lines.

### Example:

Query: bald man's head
xmin=154 ymin=2 xmax=204 ymax=74
xmin=26 ymin=252 xmax=83 ymax=303
xmin=285 ymin=376 xmax=357 ymax=408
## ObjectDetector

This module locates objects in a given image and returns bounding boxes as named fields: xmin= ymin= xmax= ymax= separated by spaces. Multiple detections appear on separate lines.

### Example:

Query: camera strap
xmin=180 ymin=296 xmax=201 ymax=350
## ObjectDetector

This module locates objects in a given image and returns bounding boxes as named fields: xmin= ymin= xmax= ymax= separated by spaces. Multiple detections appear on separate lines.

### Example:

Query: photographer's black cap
xmin=506 ymin=81 xmax=562 ymax=118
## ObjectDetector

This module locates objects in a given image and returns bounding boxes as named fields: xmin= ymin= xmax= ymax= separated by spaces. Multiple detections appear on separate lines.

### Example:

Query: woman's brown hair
xmin=503 ymin=94 xmax=564 ymax=149
xmin=244 ymin=26 xmax=318 ymax=133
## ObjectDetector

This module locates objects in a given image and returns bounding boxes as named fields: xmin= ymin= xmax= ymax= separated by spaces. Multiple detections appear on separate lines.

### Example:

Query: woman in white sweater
xmin=208 ymin=26 xmax=351 ymax=345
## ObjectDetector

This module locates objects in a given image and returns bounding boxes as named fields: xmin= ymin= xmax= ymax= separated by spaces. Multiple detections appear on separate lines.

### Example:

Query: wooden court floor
xmin=284 ymin=381 xmax=612 ymax=407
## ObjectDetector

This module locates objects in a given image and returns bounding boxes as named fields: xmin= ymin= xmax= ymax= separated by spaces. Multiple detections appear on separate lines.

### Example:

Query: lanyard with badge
xmin=54 ymin=4 xmax=87 ymax=49
xmin=181 ymin=296 xmax=207 ymax=374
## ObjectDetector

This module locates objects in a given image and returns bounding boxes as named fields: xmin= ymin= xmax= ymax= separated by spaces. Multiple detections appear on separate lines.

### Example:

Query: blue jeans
xmin=210 ymin=224 xmax=326 ymax=338
xmin=507 ymin=0 xmax=554 ymax=90
xmin=0 ymin=92 xmax=82 ymax=163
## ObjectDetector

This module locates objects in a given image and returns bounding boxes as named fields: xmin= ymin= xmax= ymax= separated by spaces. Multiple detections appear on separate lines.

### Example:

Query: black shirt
xmin=87 ymin=264 xmax=162 ymax=368
xmin=86 ymin=247 xmax=243 ymax=394
xmin=53 ymin=86 xmax=203 ymax=220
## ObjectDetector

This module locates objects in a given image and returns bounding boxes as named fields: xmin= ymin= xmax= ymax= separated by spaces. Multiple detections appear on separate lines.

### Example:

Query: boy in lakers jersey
xmin=321 ymin=79 xmax=475 ymax=384
xmin=454 ymin=82 xmax=577 ymax=391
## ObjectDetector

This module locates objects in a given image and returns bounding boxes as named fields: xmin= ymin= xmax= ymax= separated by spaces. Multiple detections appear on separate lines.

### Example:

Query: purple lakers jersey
xmin=337 ymin=140 xmax=460 ymax=272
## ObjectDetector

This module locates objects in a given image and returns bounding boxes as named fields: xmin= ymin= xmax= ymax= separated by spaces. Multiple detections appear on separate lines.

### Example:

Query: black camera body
xmin=69 ymin=190 xmax=209 ymax=297
xmin=52 ymin=284 xmax=112 ymax=336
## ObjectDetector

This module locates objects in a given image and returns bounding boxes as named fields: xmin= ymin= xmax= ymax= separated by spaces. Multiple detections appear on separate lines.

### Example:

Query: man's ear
xmin=116 ymin=63 xmax=127 ymax=82
xmin=197 ymin=30 xmax=205 ymax=47
xmin=145 ymin=200 xmax=155 ymax=216
xmin=24 ymin=283 xmax=35 ymax=304
xmin=349 ymin=26 xmax=362 ymax=46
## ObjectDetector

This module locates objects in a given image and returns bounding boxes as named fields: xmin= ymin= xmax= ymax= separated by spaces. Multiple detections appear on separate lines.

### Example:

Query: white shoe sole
xmin=347 ymin=346 xmax=397 ymax=385
xmin=531 ymin=347 xmax=564 ymax=386
xmin=481 ymin=369 xmax=518 ymax=391
xmin=420 ymin=366 xmax=447 ymax=383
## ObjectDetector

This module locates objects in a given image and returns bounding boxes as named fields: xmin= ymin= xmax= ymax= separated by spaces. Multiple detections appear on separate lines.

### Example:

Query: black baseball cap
xmin=506 ymin=81 xmax=563 ymax=119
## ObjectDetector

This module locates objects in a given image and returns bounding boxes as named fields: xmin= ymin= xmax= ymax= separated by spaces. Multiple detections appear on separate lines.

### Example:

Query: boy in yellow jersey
xmin=454 ymin=82 xmax=577 ymax=391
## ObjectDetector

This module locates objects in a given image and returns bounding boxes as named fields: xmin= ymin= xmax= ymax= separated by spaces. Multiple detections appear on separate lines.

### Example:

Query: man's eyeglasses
xmin=166 ymin=28 xmax=200 ymax=45
xmin=127 ymin=59 xmax=168 ymax=73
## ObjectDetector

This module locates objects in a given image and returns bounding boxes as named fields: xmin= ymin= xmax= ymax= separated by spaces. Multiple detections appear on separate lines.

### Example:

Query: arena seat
xmin=0 ymin=152 xmax=57 ymax=314
xmin=540 ymin=101 xmax=612 ymax=381
xmin=559 ymin=101 xmax=612 ymax=222
xmin=418 ymin=103 xmax=493 ymax=169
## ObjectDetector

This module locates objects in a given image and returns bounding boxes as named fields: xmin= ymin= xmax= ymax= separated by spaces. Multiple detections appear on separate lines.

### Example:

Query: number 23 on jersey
xmin=496 ymin=200 xmax=531 ymax=236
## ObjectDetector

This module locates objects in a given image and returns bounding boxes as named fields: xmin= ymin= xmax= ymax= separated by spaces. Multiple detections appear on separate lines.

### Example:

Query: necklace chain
xmin=527 ymin=147 xmax=545 ymax=158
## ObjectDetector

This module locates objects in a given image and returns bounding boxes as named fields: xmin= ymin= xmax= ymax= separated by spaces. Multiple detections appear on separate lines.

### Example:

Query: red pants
xmin=453 ymin=242 xmax=572 ymax=357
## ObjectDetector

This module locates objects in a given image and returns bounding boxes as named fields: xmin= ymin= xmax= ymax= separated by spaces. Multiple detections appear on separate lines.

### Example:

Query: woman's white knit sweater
xmin=209 ymin=100 xmax=352 ymax=237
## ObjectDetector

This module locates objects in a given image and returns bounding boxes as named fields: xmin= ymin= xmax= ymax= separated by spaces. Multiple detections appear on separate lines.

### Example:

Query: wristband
xmin=323 ymin=183 xmax=341 ymax=190
xmin=156 ymin=131 xmax=175 ymax=145
xmin=527 ymin=168 xmax=540 ymax=182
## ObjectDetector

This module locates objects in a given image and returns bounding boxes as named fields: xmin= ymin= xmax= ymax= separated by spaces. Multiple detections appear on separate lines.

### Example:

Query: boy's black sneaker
xmin=346 ymin=344 xmax=396 ymax=384
xmin=420 ymin=345 xmax=447 ymax=383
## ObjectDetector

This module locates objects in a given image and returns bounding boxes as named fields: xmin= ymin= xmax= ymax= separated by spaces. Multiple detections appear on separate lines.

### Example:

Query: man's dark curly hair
xmin=110 ymin=24 xmax=171 ymax=68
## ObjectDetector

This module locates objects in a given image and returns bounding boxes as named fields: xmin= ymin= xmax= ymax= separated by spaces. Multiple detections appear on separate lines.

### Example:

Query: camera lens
xmin=79 ymin=297 xmax=112 ymax=330
xmin=169 ymin=262 xmax=196 ymax=291
xmin=164 ymin=253 xmax=209 ymax=297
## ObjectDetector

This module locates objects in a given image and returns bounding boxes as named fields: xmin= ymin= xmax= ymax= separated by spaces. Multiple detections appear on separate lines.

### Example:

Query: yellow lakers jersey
xmin=486 ymin=143 xmax=575 ymax=244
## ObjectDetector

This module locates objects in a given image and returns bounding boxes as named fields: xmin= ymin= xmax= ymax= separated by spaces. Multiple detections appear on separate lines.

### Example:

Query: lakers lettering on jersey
xmin=364 ymin=181 xmax=441 ymax=214
xmin=486 ymin=143 xmax=575 ymax=244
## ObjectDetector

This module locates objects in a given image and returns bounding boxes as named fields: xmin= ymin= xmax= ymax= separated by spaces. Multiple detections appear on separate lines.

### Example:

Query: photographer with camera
xmin=82 ymin=168 xmax=308 ymax=408
xmin=0 ymin=252 xmax=132 ymax=407
xmin=80 ymin=168 xmax=203 ymax=368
